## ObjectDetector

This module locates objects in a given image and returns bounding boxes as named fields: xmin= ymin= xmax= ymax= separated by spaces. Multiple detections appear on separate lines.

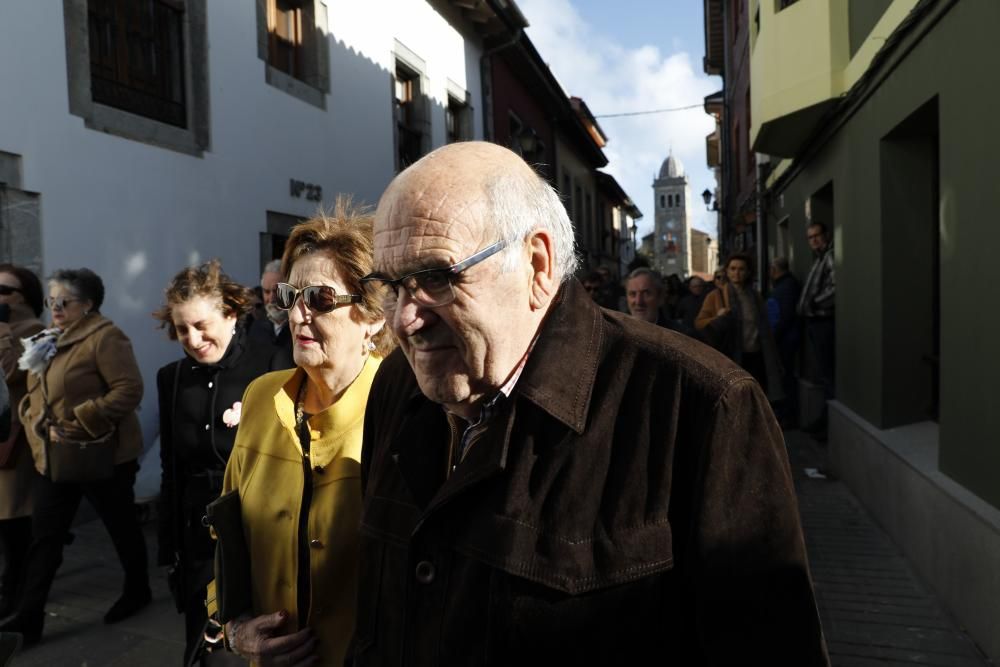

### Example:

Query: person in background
xmin=797 ymin=222 xmax=836 ymax=430
xmin=595 ymin=266 xmax=624 ymax=311
xmin=354 ymin=142 xmax=827 ymax=665
xmin=249 ymin=259 xmax=294 ymax=369
xmin=3 ymin=268 xmax=149 ymax=645
xmin=0 ymin=264 xmax=45 ymax=618
xmin=675 ymin=275 xmax=708 ymax=336
xmin=581 ymin=272 xmax=604 ymax=302
xmin=222 ymin=201 xmax=393 ymax=666
xmin=625 ymin=268 xmax=669 ymax=327
xmin=153 ymin=260 xmax=277 ymax=664
xmin=768 ymin=257 xmax=802 ymax=427
xmin=695 ymin=253 xmax=784 ymax=402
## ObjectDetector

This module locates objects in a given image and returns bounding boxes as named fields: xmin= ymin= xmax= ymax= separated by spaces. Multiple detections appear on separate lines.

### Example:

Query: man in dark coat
xmin=247 ymin=259 xmax=294 ymax=369
xmin=354 ymin=142 xmax=829 ymax=666
xmin=768 ymin=257 xmax=802 ymax=426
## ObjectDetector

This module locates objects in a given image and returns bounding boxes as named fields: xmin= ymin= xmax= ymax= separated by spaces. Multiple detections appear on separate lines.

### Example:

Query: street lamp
xmin=701 ymin=188 xmax=719 ymax=211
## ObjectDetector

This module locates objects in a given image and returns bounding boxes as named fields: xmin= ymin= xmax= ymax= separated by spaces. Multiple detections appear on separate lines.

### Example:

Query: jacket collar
xmin=516 ymin=278 xmax=603 ymax=435
xmin=56 ymin=312 xmax=112 ymax=348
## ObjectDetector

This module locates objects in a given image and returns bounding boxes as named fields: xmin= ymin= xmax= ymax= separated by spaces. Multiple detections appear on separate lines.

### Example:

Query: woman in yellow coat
xmin=223 ymin=201 xmax=392 ymax=666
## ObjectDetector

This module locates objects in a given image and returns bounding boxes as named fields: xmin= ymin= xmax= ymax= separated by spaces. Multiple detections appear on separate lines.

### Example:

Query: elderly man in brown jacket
xmin=353 ymin=142 xmax=829 ymax=666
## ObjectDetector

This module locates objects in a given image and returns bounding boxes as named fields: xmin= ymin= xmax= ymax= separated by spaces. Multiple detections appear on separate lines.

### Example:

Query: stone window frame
xmin=255 ymin=0 xmax=330 ymax=110
xmin=62 ymin=0 xmax=210 ymax=157
xmin=445 ymin=79 xmax=473 ymax=144
xmin=392 ymin=41 xmax=430 ymax=173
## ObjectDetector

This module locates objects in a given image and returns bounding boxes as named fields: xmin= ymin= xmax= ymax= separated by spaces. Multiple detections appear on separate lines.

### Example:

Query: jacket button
xmin=310 ymin=539 xmax=323 ymax=549
xmin=415 ymin=560 xmax=435 ymax=584
xmin=208 ymin=381 xmax=213 ymax=388
xmin=204 ymin=424 xmax=210 ymax=431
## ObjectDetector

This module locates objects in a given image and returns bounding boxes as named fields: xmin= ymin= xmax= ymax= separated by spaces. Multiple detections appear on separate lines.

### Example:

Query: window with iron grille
xmin=87 ymin=0 xmax=187 ymax=128
xmin=394 ymin=62 xmax=425 ymax=170
xmin=65 ymin=0 xmax=208 ymax=155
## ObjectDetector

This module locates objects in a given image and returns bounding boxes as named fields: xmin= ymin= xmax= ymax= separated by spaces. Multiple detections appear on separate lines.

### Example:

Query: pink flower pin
xmin=222 ymin=401 xmax=242 ymax=428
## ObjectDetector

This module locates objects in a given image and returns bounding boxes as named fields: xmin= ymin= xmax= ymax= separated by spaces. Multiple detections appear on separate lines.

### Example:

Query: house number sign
xmin=290 ymin=179 xmax=322 ymax=202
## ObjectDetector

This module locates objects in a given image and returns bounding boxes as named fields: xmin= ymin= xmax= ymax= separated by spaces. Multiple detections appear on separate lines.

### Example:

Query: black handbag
xmin=45 ymin=430 xmax=116 ymax=483
xmin=205 ymin=489 xmax=252 ymax=624
xmin=38 ymin=372 xmax=115 ymax=484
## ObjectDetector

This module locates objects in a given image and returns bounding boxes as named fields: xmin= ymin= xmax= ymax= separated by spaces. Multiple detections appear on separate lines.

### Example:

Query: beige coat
xmin=19 ymin=313 xmax=144 ymax=475
xmin=0 ymin=304 xmax=45 ymax=518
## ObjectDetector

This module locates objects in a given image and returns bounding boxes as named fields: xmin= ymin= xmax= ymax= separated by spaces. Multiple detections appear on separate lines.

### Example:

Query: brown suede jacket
xmin=354 ymin=279 xmax=829 ymax=666
xmin=20 ymin=313 xmax=144 ymax=475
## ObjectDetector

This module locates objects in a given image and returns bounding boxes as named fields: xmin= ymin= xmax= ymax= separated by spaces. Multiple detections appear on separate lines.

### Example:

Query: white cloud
xmin=518 ymin=0 xmax=720 ymax=238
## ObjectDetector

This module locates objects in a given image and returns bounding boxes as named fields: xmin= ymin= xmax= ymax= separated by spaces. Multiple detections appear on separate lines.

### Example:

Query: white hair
xmin=485 ymin=170 xmax=579 ymax=282
xmin=262 ymin=259 xmax=282 ymax=276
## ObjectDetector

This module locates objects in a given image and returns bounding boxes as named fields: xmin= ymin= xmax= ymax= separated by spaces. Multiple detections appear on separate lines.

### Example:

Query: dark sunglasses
xmin=0 ymin=285 xmax=21 ymax=296
xmin=274 ymin=283 xmax=361 ymax=313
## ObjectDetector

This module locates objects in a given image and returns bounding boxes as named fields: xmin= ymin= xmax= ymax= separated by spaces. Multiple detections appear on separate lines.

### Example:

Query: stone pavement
xmin=3 ymin=432 xmax=993 ymax=666
xmin=786 ymin=428 xmax=993 ymax=666
xmin=9 ymin=518 xmax=188 ymax=667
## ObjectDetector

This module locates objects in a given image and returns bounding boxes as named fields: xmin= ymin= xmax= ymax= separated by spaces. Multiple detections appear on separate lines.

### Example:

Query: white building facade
xmin=651 ymin=152 xmax=692 ymax=277
xmin=0 ymin=0 xmax=489 ymax=449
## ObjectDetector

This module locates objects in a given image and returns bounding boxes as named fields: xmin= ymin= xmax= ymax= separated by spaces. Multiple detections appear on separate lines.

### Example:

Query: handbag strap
xmin=169 ymin=359 xmax=183 ymax=562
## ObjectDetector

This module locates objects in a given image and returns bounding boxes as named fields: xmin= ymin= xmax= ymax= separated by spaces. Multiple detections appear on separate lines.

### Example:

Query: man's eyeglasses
xmin=360 ymin=239 xmax=508 ymax=311
xmin=274 ymin=283 xmax=362 ymax=314
xmin=46 ymin=296 xmax=81 ymax=311
xmin=0 ymin=285 xmax=21 ymax=296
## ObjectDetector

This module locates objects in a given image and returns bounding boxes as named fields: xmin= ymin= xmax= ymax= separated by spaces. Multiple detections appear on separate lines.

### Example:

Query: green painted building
xmin=749 ymin=0 xmax=1000 ymax=660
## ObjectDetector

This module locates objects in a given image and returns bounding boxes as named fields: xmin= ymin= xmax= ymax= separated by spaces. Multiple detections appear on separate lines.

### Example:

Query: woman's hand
xmin=226 ymin=611 xmax=318 ymax=666
xmin=715 ymin=307 xmax=730 ymax=318
xmin=48 ymin=420 xmax=90 ymax=443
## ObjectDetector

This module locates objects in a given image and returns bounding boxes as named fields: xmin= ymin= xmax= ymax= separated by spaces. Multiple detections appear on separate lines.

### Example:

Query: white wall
xmin=0 ymin=0 xmax=484 ymax=447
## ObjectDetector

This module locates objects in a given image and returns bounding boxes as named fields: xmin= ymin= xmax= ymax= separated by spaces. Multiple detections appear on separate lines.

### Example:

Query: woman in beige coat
xmin=0 ymin=264 xmax=45 ymax=618
xmin=0 ymin=268 xmax=149 ymax=646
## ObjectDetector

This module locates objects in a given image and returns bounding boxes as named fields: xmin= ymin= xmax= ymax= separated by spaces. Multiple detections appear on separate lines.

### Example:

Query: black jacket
xmin=156 ymin=327 xmax=278 ymax=575
xmin=248 ymin=315 xmax=295 ymax=370
xmin=354 ymin=279 xmax=828 ymax=666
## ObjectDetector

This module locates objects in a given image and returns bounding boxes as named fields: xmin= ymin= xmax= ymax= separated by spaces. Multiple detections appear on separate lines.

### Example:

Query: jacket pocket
xmin=477 ymin=517 xmax=676 ymax=664
xmin=453 ymin=513 xmax=674 ymax=594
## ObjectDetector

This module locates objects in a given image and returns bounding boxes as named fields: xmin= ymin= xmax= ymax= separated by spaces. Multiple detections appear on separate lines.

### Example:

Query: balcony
xmin=750 ymin=0 xmax=849 ymax=157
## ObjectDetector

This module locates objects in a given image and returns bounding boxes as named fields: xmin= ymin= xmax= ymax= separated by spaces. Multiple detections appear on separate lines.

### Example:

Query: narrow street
xmin=787 ymin=429 xmax=991 ymax=666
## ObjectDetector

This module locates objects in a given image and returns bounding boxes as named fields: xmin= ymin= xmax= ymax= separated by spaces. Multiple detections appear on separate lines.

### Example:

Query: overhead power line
xmin=593 ymin=103 xmax=704 ymax=119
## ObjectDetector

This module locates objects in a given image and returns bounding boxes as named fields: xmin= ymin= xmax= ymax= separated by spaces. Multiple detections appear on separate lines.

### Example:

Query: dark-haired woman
xmin=2 ymin=268 xmax=149 ymax=644
xmin=0 ymin=264 xmax=45 ymax=617
xmin=153 ymin=260 xmax=277 ymax=664
xmin=696 ymin=253 xmax=784 ymax=401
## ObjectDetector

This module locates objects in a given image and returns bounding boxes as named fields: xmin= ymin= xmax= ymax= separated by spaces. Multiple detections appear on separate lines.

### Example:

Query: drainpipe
xmin=755 ymin=156 xmax=768 ymax=290
xmin=719 ymin=0 xmax=732 ymax=263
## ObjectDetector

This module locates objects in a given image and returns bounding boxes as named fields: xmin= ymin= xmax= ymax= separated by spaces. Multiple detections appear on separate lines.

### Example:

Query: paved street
xmin=8 ymin=517 xmax=188 ymax=667
xmin=787 ymin=429 xmax=992 ymax=666
xmin=2 ymin=430 xmax=992 ymax=666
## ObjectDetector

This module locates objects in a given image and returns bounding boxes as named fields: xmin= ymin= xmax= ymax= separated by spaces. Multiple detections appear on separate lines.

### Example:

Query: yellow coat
xmin=222 ymin=355 xmax=380 ymax=667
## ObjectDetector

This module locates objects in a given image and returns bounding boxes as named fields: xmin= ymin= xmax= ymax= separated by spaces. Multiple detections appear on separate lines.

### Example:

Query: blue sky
xmin=517 ymin=0 xmax=721 ymax=238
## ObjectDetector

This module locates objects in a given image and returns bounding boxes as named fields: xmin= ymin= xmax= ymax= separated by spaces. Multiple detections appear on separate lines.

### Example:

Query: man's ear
xmin=526 ymin=229 xmax=557 ymax=310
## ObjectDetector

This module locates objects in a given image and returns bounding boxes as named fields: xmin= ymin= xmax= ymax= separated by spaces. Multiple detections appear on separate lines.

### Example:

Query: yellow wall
xmin=751 ymin=0 xmax=920 ymax=154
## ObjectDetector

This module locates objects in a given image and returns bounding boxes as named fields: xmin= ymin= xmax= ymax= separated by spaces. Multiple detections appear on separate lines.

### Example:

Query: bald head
xmin=371 ymin=141 xmax=571 ymax=419
xmin=376 ymin=142 xmax=577 ymax=280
